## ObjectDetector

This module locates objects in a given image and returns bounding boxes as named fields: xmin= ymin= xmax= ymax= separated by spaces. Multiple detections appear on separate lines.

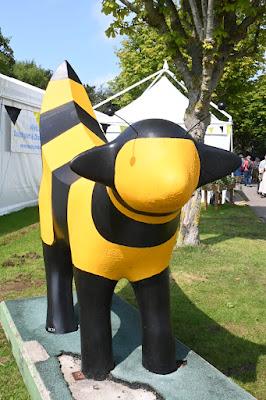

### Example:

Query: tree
xmin=102 ymin=0 xmax=266 ymax=245
xmin=227 ymin=74 xmax=266 ymax=156
xmin=12 ymin=60 xmax=52 ymax=89
xmin=112 ymin=25 xmax=265 ymax=153
xmin=110 ymin=26 xmax=178 ymax=107
xmin=214 ymin=56 xmax=265 ymax=156
xmin=84 ymin=83 xmax=114 ymax=111
xmin=0 ymin=28 xmax=15 ymax=75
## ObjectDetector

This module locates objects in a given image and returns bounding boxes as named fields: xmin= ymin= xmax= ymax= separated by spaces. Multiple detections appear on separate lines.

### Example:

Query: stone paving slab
xmin=0 ymin=295 xmax=256 ymax=400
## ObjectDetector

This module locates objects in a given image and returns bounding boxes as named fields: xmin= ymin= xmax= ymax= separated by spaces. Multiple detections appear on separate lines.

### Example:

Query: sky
xmin=0 ymin=0 xmax=121 ymax=86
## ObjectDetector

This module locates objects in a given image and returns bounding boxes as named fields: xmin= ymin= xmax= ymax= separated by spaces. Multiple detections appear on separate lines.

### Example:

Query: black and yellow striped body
xmin=39 ymin=62 xmax=179 ymax=282
xmin=39 ymin=63 xmax=106 ymax=247
xmin=39 ymin=61 xmax=241 ymax=379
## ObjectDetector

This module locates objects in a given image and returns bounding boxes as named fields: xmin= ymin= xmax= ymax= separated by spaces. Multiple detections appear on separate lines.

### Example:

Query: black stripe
xmin=92 ymin=183 xmax=179 ymax=248
xmin=52 ymin=163 xmax=80 ymax=242
xmin=40 ymin=101 xmax=107 ymax=145
xmin=111 ymin=189 xmax=179 ymax=217
xmin=114 ymin=119 xmax=194 ymax=148
xmin=51 ymin=61 xmax=82 ymax=84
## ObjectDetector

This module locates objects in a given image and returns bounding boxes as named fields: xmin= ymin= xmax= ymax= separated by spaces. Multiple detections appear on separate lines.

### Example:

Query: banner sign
xmin=10 ymin=109 xmax=41 ymax=154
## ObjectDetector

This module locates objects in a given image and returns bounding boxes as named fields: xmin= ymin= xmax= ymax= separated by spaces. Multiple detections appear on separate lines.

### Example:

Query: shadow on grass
xmin=0 ymin=207 xmax=39 ymax=237
xmin=200 ymin=204 xmax=266 ymax=246
xmin=117 ymin=278 xmax=266 ymax=385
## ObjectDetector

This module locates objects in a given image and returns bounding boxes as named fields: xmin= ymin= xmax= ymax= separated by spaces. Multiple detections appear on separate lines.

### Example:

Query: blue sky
xmin=1 ymin=0 xmax=121 ymax=86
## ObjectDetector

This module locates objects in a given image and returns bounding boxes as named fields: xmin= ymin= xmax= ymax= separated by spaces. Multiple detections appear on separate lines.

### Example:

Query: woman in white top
xmin=258 ymin=154 xmax=266 ymax=197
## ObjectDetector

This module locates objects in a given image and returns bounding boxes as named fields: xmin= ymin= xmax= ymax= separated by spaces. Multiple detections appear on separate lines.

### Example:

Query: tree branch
xmin=174 ymin=50 xmax=193 ymax=91
xmin=118 ymin=0 xmax=139 ymax=13
xmin=142 ymin=0 xmax=169 ymax=32
xmin=205 ymin=0 xmax=215 ymax=40
xmin=210 ymin=58 xmax=227 ymax=93
xmin=227 ymin=23 xmax=262 ymax=61
xmin=190 ymin=41 xmax=203 ymax=76
xmin=165 ymin=0 xmax=188 ymax=38
xmin=188 ymin=0 xmax=204 ymax=40
xmin=201 ymin=0 xmax=208 ymax=35
xmin=231 ymin=5 xmax=265 ymax=43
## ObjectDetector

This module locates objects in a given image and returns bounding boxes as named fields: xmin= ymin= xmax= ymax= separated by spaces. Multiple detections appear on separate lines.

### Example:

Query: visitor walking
xmin=258 ymin=155 xmax=266 ymax=197
xmin=243 ymin=155 xmax=253 ymax=186
xmin=234 ymin=154 xmax=244 ymax=189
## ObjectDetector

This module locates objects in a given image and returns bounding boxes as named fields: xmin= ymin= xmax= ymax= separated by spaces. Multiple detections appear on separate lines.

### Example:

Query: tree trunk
xmin=175 ymin=189 xmax=202 ymax=247
xmin=176 ymin=96 xmax=210 ymax=246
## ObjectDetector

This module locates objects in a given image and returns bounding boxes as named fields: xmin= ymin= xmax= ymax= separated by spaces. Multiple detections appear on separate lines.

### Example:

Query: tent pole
xmin=146 ymin=71 xmax=164 ymax=90
xmin=94 ymin=70 xmax=163 ymax=110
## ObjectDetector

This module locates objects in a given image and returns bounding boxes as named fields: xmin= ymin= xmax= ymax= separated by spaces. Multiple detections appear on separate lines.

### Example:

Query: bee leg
xmin=74 ymin=268 xmax=117 ymax=380
xmin=132 ymin=267 xmax=177 ymax=374
xmin=43 ymin=240 xmax=78 ymax=334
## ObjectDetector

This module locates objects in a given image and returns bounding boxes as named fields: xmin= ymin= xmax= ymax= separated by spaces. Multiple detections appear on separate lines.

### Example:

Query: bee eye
xmin=130 ymin=157 xmax=136 ymax=166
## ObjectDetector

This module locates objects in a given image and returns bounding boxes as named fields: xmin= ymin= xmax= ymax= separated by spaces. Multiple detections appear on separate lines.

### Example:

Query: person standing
xmin=243 ymin=155 xmax=253 ymax=186
xmin=258 ymin=155 xmax=266 ymax=197
xmin=234 ymin=154 xmax=244 ymax=189
xmin=253 ymin=157 xmax=261 ymax=192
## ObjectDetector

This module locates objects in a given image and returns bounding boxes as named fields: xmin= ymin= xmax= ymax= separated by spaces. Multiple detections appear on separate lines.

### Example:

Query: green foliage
xmin=12 ymin=60 xmax=52 ymax=89
xmin=0 ymin=28 xmax=15 ymax=75
xmin=207 ymin=175 xmax=236 ymax=188
xmin=110 ymin=26 xmax=178 ymax=107
xmin=214 ymin=57 xmax=266 ymax=155
xmin=84 ymin=84 xmax=114 ymax=111
xmin=102 ymin=0 xmax=265 ymax=118
xmin=233 ymin=74 xmax=266 ymax=156
xmin=106 ymin=6 xmax=265 ymax=152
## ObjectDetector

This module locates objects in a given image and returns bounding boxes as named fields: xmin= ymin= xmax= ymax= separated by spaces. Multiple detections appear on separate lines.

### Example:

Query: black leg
xmin=43 ymin=241 xmax=78 ymax=334
xmin=73 ymin=267 xmax=117 ymax=380
xmin=132 ymin=268 xmax=177 ymax=374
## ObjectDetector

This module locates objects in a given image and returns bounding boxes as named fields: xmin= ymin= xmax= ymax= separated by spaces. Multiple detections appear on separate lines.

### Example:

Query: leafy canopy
xmin=102 ymin=0 xmax=265 ymax=120
xmin=0 ymin=28 xmax=15 ymax=75
xmin=12 ymin=60 xmax=52 ymax=89
xmin=108 ymin=14 xmax=265 ymax=152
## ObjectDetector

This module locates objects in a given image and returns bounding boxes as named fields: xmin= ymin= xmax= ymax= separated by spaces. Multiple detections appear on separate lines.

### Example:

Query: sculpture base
xmin=0 ymin=295 xmax=255 ymax=400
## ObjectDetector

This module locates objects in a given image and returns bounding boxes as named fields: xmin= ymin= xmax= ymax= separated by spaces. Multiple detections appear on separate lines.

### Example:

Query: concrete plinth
xmin=0 ymin=295 xmax=256 ymax=400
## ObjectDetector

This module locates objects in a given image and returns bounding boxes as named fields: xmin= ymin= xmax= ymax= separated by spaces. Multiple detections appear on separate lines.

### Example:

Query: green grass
xmin=0 ymin=207 xmax=39 ymax=237
xmin=0 ymin=205 xmax=266 ymax=399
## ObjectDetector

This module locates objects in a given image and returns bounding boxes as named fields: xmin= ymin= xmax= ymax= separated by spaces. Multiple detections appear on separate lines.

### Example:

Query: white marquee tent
xmin=0 ymin=73 xmax=116 ymax=216
xmin=0 ymin=74 xmax=44 ymax=216
xmin=94 ymin=62 xmax=233 ymax=151
xmin=0 ymin=62 xmax=234 ymax=215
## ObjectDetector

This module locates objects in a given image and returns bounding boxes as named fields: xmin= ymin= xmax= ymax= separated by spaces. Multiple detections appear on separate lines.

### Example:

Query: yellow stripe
xmin=68 ymin=179 xmax=177 ymax=282
xmin=41 ymin=123 xmax=104 ymax=171
xmin=107 ymin=187 xmax=179 ymax=224
xmin=41 ymin=79 xmax=96 ymax=119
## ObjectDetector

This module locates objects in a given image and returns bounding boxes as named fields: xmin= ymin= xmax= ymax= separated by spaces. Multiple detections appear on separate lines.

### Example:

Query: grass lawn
xmin=0 ymin=204 xmax=265 ymax=400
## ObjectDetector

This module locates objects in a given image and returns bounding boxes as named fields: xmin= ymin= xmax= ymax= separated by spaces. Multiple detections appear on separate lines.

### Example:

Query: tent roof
xmin=109 ymin=75 xmax=221 ymax=126
xmin=94 ymin=110 xmax=121 ymax=124
xmin=0 ymin=73 xmax=44 ymax=110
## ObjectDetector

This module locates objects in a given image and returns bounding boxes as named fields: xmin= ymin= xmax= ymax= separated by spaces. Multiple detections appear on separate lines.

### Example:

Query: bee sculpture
xmin=39 ymin=61 xmax=240 ymax=380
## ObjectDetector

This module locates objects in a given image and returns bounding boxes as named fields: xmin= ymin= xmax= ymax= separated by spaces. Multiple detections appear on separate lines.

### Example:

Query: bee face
xmin=114 ymin=137 xmax=200 ymax=214
xmin=70 ymin=119 xmax=241 ymax=212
